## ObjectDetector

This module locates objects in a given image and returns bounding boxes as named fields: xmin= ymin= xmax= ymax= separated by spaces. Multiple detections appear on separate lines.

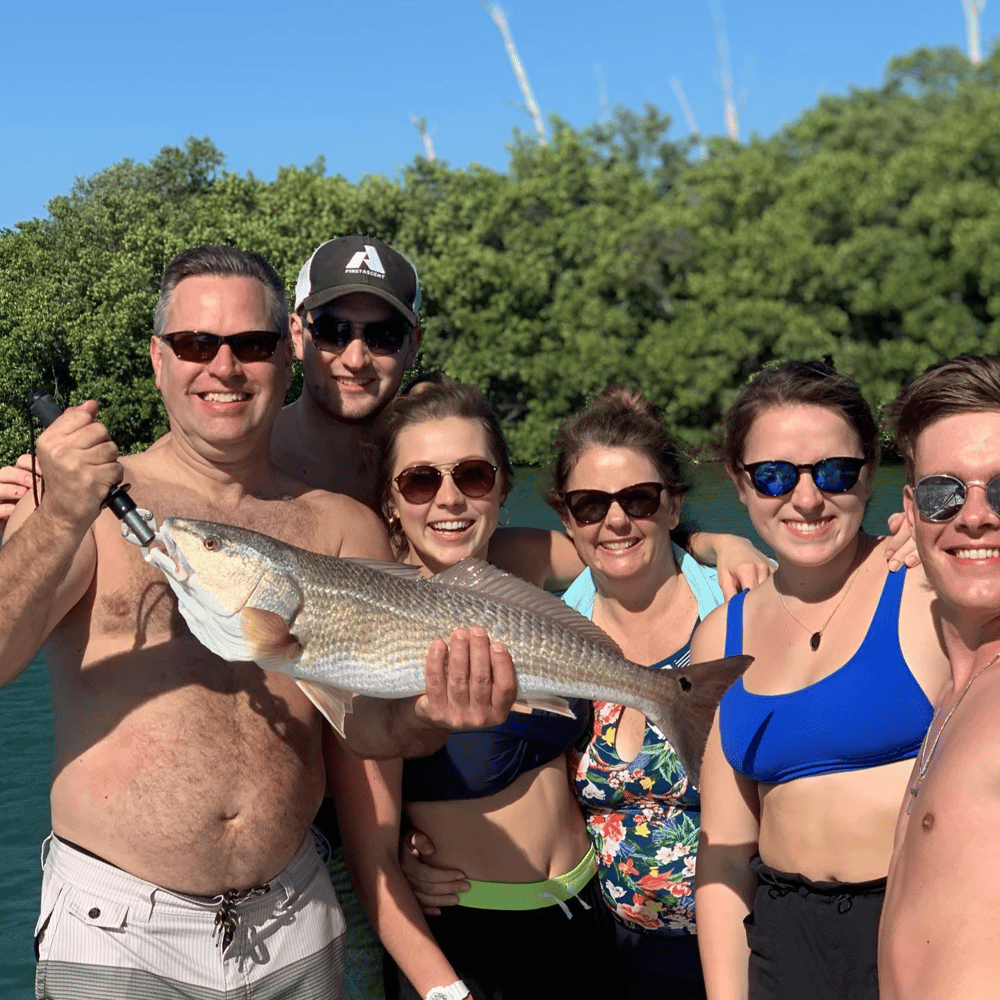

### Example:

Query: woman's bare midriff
xmin=757 ymin=759 xmax=914 ymax=882
xmin=404 ymin=756 xmax=591 ymax=883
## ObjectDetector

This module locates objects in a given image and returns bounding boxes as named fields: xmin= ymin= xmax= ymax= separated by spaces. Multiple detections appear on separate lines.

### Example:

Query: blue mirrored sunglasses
xmin=913 ymin=474 xmax=1000 ymax=522
xmin=740 ymin=457 xmax=866 ymax=497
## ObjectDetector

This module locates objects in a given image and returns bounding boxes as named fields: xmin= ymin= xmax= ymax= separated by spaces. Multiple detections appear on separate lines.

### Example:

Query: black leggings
xmin=384 ymin=873 xmax=615 ymax=1000
xmin=745 ymin=855 xmax=886 ymax=1000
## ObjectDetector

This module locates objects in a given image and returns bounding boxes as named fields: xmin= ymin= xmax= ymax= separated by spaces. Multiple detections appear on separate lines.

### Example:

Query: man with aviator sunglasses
xmin=880 ymin=354 xmax=1000 ymax=1000
xmin=0 ymin=245 xmax=518 ymax=1000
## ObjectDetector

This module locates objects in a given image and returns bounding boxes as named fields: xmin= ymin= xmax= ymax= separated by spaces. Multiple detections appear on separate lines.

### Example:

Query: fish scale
xmin=292 ymin=559 xmax=627 ymax=702
xmin=150 ymin=516 xmax=751 ymax=784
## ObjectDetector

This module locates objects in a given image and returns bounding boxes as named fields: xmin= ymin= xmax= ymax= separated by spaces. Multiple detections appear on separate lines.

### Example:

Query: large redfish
xmin=148 ymin=516 xmax=750 ymax=784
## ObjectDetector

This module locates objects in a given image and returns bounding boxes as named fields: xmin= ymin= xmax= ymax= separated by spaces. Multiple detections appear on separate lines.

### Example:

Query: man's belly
xmin=48 ymin=651 xmax=326 ymax=895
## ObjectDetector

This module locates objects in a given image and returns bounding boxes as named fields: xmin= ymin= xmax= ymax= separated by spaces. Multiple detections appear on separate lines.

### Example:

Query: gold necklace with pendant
xmin=775 ymin=533 xmax=869 ymax=652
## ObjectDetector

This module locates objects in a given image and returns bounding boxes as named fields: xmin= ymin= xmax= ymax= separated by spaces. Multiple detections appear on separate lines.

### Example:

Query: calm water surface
xmin=0 ymin=464 xmax=906 ymax=998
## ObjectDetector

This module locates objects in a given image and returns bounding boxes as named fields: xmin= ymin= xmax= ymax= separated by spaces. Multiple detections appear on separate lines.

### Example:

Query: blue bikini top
xmin=402 ymin=700 xmax=590 ymax=802
xmin=719 ymin=567 xmax=933 ymax=784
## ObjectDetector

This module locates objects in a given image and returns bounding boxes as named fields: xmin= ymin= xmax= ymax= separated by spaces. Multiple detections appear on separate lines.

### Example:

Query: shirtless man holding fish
xmin=879 ymin=354 xmax=1000 ymax=999
xmin=0 ymin=245 xmax=517 ymax=1000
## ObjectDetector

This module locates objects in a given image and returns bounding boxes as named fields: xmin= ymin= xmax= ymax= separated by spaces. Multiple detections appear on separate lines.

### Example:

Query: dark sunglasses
xmin=563 ymin=482 xmax=665 ymax=526
xmin=306 ymin=313 xmax=411 ymax=356
xmin=913 ymin=474 xmax=1000 ymax=522
xmin=160 ymin=330 xmax=284 ymax=364
xmin=394 ymin=459 xmax=498 ymax=505
xmin=740 ymin=457 xmax=866 ymax=497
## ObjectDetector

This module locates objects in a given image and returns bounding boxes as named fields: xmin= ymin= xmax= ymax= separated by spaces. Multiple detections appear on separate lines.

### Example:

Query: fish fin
xmin=295 ymin=679 xmax=355 ymax=738
xmin=643 ymin=654 xmax=753 ymax=788
xmin=431 ymin=559 xmax=623 ymax=656
xmin=512 ymin=695 xmax=577 ymax=719
xmin=241 ymin=608 xmax=303 ymax=669
xmin=340 ymin=557 xmax=426 ymax=581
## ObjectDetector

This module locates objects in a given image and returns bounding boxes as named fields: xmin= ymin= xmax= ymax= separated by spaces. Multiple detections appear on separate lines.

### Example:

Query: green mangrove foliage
xmin=1 ymin=46 xmax=998 ymax=466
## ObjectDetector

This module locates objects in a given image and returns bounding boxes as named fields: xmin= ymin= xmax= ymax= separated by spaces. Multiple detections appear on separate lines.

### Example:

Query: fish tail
xmin=643 ymin=654 xmax=752 ymax=788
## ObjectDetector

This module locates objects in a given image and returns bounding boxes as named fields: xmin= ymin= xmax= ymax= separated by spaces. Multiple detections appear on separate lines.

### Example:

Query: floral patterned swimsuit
xmin=572 ymin=630 xmax=701 ymax=935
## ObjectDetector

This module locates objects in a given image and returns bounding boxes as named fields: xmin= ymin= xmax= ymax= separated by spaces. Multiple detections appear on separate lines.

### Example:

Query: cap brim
xmin=300 ymin=284 xmax=418 ymax=327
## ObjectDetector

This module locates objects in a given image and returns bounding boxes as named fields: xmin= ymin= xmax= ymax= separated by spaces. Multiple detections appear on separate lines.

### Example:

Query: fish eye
xmin=203 ymin=537 xmax=220 ymax=551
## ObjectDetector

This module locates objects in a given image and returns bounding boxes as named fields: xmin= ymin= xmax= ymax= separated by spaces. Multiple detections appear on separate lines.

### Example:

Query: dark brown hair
xmin=722 ymin=360 xmax=880 ymax=472
xmin=885 ymin=354 xmax=1000 ymax=483
xmin=547 ymin=384 xmax=689 ymax=518
xmin=154 ymin=245 xmax=287 ymax=338
xmin=373 ymin=375 xmax=513 ymax=558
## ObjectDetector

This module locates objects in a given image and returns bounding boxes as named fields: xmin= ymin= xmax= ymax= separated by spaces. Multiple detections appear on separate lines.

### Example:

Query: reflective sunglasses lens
xmin=165 ymin=333 xmax=219 ymax=363
xmin=228 ymin=332 xmax=281 ymax=362
xmin=450 ymin=460 xmax=497 ymax=497
xmin=164 ymin=332 xmax=280 ymax=362
xmin=812 ymin=458 xmax=865 ymax=494
xmin=619 ymin=485 xmax=663 ymax=519
xmin=750 ymin=462 xmax=799 ymax=496
xmin=565 ymin=491 xmax=610 ymax=525
xmin=309 ymin=315 xmax=409 ymax=355
xmin=364 ymin=320 xmax=410 ymax=355
xmin=308 ymin=316 xmax=353 ymax=350
xmin=988 ymin=477 xmax=1000 ymax=517
xmin=914 ymin=476 xmax=967 ymax=521
xmin=396 ymin=467 xmax=443 ymax=504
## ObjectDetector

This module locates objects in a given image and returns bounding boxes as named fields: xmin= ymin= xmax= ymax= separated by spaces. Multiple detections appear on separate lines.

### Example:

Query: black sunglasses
xmin=739 ymin=457 xmax=866 ymax=497
xmin=394 ymin=460 xmax=498 ymax=505
xmin=306 ymin=313 xmax=411 ymax=356
xmin=913 ymin=474 xmax=1000 ymax=522
xmin=563 ymin=482 xmax=665 ymax=526
xmin=160 ymin=330 xmax=284 ymax=364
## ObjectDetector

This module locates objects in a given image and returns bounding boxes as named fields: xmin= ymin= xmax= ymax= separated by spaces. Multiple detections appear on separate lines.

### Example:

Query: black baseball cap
xmin=294 ymin=235 xmax=422 ymax=326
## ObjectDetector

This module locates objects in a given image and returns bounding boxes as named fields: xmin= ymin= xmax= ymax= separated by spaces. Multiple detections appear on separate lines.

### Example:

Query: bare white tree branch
xmin=594 ymin=61 xmax=611 ymax=121
xmin=411 ymin=116 xmax=435 ymax=161
xmin=670 ymin=76 xmax=709 ymax=158
xmin=481 ymin=2 xmax=548 ymax=145
xmin=962 ymin=0 xmax=988 ymax=64
xmin=709 ymin=0 xmax=741 ymax=141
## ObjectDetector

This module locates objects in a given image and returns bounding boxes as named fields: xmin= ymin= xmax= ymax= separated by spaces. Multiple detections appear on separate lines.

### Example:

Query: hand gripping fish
xmin=141 ymin=517 xmax=751 ymax=785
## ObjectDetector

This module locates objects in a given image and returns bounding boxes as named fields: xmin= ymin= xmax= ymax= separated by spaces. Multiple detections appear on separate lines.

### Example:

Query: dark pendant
xmin=810 ymin=632 xmax=822 ymax=651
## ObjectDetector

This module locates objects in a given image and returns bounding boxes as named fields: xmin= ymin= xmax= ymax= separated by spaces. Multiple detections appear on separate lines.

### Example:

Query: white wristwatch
xmin=424 ymin=981 xmax=471 ymax=1000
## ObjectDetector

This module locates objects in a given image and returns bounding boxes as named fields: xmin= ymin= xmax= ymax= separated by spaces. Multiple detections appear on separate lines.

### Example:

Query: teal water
xmin=0 ymin=464 xmax=906 ymax=998
xmin=1 ymin=655 xmax=53 ymax=999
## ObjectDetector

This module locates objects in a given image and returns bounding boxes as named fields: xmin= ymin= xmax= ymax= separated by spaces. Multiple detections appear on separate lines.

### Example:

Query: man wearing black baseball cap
xmin=271 ymin=235 xmax=423 ymax=507
xmin=271 ymin=235 xmax=425 ymax=1000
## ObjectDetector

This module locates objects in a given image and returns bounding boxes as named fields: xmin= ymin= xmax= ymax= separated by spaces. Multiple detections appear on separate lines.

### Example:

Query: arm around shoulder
xmin=488 ymin=526 xmax=583 ymax=590
xmin=687 ymin=532 xmax=774 ymax=600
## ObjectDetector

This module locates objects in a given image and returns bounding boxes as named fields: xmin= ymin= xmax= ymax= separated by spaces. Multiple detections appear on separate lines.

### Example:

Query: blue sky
xmin=3 ymin=0 xmax=995 ymax=232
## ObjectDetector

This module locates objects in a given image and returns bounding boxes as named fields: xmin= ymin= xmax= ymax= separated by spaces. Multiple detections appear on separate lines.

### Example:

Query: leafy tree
xmin=2 ymin=44 xmax=998 ymax=467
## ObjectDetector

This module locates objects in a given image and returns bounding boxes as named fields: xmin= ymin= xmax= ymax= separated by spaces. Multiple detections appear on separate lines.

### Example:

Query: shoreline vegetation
xmin=2 ymin=45 xmax=998 ymax=469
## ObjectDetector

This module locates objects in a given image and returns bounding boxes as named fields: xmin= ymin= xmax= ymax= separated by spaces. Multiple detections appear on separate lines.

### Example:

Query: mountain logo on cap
xmin=345 ymin=244 xmax=386 ymax=276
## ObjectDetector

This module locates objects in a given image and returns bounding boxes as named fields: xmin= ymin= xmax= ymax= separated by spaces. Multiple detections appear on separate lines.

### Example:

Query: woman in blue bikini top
xmin=692 ymin=361 xmax=951 ymax=1000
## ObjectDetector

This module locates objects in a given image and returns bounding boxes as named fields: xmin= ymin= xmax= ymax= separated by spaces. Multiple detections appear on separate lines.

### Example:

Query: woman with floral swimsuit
xmin=550 ymin=384 xmax=722 ymax=999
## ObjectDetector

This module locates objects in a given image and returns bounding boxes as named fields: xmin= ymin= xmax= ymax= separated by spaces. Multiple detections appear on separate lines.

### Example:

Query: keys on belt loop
xmin=213 ymin=885 xmax=270 ymax=951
